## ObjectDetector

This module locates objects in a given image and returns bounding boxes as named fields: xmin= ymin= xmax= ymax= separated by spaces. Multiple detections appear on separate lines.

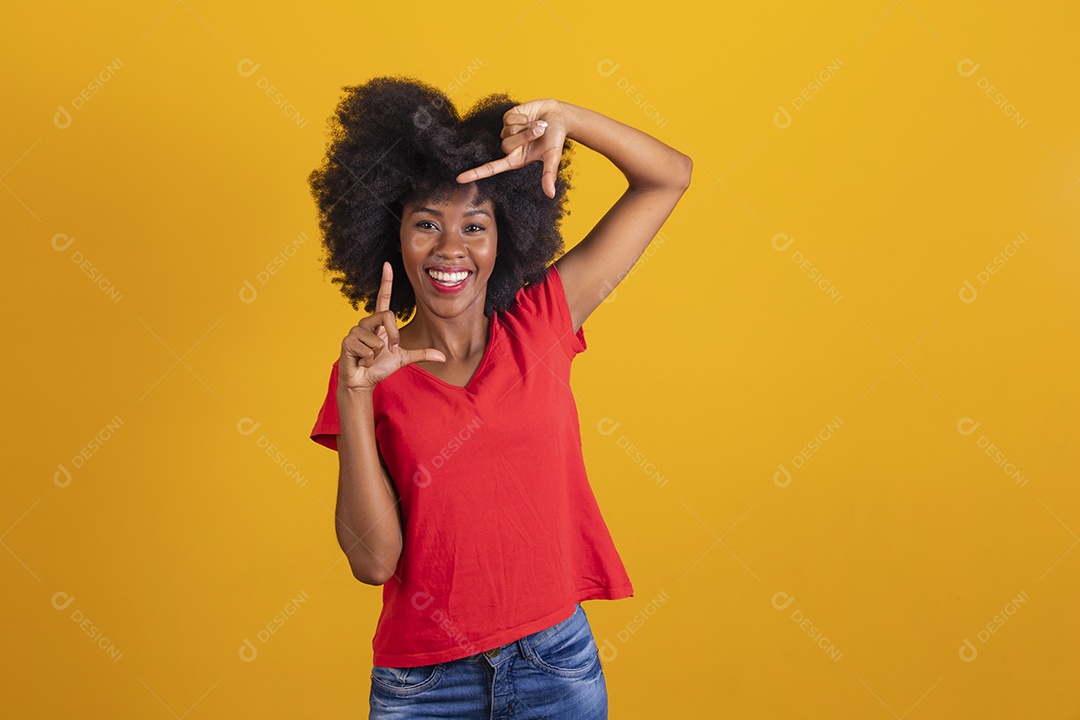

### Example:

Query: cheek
xmin=402 ymin=233 xmax=431 ymax=256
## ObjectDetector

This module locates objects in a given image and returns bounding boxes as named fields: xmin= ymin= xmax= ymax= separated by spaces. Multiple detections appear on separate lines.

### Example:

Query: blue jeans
xmin=368 ymin=603 xmax=607 ymax=719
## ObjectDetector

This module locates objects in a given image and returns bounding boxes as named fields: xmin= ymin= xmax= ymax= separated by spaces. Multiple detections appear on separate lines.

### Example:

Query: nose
xmin=432 ymin=229 xmax=467 ymax=259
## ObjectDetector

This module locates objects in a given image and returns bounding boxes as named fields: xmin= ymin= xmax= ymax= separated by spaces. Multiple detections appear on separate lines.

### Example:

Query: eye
xmin=414 ymin=220 xmax=485 ymax=232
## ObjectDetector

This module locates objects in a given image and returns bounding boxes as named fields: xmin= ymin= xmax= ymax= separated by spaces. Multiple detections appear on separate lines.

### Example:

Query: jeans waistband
xmin=461 ymin=603 xmax=582 ymax=668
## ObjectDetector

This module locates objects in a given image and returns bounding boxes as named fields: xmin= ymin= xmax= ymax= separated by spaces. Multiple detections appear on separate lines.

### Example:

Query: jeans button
xmin=484 ymin=647 xmax=501 ymax=657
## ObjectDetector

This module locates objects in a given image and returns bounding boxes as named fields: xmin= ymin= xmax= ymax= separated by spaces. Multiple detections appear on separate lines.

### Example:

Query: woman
xmin=307 ymin=76 xmax=691 ymax=719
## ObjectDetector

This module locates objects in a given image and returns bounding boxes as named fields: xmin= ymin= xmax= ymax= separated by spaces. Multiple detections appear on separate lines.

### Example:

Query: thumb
xmin=541 ymin=146 xmax=559 ymax=199
xmin=399 ymin=347 xmax=446 ymax=366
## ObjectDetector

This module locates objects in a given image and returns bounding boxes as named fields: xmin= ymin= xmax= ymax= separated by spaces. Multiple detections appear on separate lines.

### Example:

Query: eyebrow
xmin=411 ymin=205 xmax=492 ymax=219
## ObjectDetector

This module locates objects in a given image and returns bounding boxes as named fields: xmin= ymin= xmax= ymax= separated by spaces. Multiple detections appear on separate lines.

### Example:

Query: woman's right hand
xmin=338 ymin=262 xmax=446 ymax=391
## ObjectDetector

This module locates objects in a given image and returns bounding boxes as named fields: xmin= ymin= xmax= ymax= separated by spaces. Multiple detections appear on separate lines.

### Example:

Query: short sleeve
xmin=517 ymin=263 xmax=587 ymax=360
xmin=309 ymin=359 xmax=341 ymax=451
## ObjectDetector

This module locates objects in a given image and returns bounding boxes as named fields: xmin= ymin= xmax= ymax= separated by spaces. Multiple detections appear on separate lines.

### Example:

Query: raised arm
xmin=456 ymin=98 xmax=692 ymax=333
xmin=552 ymin=101 xmax=692 ymax=333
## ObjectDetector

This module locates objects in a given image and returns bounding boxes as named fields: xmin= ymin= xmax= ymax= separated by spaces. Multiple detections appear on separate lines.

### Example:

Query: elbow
xmin=350 ymin=560 xmax=395 ymax=586
xmin=630 ymin=153 xmax=693 ymax=194
xmin=645 ymin=152 xmax=692 ymax=192
xmin=346 ymin=543 xmax=401 ymax=586
xmin=336 ymin=520 xmax=402 ymax=586
xmin=674 ymin=153 xmax=693 ymax=190
xmin=357 ymin=571 xmax=391 ymax=587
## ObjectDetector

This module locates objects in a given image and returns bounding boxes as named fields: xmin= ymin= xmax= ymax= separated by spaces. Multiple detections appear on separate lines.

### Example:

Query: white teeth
xmin=427 ymin=269 xmax=469 ymax=285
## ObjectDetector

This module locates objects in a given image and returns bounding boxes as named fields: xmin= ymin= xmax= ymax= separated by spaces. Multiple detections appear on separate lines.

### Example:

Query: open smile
xmin=426 ymin=268 xmax=472 ymax=293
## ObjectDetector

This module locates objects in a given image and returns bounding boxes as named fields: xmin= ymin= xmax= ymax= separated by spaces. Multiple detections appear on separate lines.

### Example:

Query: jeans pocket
xmin=527 ymin=605 xmax=600 ymax=678
xmin=370 ymin=662 xmax=445 ymax=698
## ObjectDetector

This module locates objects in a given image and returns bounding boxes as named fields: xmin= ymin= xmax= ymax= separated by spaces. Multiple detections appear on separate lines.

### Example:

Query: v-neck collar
xmin=405 ymin=313 xmax=497 ymax=392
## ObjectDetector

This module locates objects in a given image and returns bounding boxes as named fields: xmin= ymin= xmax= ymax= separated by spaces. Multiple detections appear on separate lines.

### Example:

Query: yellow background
xmin=4 ymin=1 xmax=1078 ymax=717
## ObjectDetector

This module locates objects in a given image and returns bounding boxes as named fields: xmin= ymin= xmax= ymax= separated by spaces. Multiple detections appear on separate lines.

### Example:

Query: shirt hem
xmin=371 ymin=583 xmax=635 ymax=668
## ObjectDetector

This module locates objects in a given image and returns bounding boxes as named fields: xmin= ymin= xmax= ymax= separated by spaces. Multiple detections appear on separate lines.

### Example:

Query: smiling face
xmin=399 ymin=183 xmax=498 ymax=318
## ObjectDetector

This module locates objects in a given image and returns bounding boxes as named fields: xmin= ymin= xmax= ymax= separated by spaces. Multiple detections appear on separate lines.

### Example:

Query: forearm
xmin=334 ymin=386 xmax=403 ymax=585
xmin=560 ymin=101 xmax=692 ymax=191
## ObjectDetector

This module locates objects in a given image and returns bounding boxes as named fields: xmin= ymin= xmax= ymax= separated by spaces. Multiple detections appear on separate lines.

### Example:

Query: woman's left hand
xmin=456 ymin=98 xmax=569 ymax=199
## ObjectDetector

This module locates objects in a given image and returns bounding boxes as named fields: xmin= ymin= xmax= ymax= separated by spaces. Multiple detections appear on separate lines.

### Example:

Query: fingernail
xmin=537 ymin=120 xmax=548 ymax=127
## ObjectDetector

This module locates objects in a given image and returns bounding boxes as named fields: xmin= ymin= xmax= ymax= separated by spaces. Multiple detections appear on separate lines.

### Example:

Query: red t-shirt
xmin=309 ymin=263 xmax=634 ymax=667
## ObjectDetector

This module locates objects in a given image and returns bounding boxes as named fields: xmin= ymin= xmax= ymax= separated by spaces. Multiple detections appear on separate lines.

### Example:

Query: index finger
xmin=374 ymin=261 xmax=393 ymax=313
xmin=456 ymin=157 xmax=515 ymax=184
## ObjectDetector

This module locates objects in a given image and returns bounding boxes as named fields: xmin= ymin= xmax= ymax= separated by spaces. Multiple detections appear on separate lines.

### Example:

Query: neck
xmin=405 ymin=305 xmax=490 ymax=361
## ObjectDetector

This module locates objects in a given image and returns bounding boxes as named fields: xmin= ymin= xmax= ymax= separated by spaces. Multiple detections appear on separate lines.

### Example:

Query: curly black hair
xmin=308 ymin=75 xmax=575 ymax=320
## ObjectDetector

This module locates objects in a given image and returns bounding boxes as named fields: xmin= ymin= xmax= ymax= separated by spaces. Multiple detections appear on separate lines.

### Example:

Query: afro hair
xmin=307 ymin=75 xmax=575 ymax=320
